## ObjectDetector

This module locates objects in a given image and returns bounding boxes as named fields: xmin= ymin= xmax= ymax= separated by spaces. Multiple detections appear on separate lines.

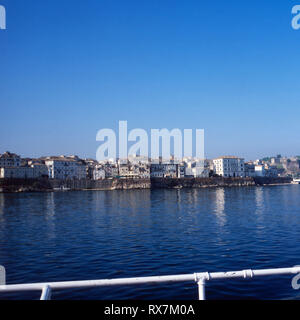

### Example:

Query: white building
xmin=254 ymin=165 xmax=266 ymax=177
xmin=213 ymin=156 xmax=245 ymax=178
xmin=45 ymin=157 xmax=86 ymax=180
xmin=0 ymin=163 xmax=49 ymax=179
xmin=0 ymin=152 xmax=21 ymax=168
xmin=0 ymin=167 xmax=33 ymax=179
xmin=150 ymin=163 xmax=179 ymax=178
xmin=93 ymin=165 xmax=106 ymax=180
xmin=103 ymin=163 xmax=119 ymax=178
xmin=184 ymin=159 xmax=209 ymax=178
xmin=1 ymin=167 xmax=33 ymax=179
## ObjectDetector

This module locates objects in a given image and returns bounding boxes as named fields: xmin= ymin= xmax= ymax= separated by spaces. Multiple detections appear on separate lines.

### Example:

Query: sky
xmin=0 ymin=0 xmax=300 ymax=161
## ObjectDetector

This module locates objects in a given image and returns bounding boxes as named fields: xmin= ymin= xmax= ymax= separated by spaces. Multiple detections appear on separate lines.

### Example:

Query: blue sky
xmin=1 ymin=0 xmax=300 ymax=160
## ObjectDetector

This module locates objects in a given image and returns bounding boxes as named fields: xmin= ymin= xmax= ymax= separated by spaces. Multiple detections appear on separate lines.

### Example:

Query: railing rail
xmin=0 ymin=266 xmax=299 ymax=300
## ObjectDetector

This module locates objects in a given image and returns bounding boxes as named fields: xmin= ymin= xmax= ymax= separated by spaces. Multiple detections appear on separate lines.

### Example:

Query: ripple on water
xmin=0 ymin=186 xmax=300 ymax=299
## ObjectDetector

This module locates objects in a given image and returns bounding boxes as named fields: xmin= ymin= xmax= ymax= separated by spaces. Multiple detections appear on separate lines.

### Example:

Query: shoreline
xmin=0 ymin=177 xmax=293 ymax=193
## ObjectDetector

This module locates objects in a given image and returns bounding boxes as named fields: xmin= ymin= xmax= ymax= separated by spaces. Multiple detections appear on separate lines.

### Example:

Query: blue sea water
xmin=0 ymin=185 xmax=300 ymax=300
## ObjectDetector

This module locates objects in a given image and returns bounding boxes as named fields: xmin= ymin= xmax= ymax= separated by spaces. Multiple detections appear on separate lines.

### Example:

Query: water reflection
xmin=45 ymin=193 xmax=56 ymax=240
xmin=100 ymin=189 xmax=151 ymax=212
xmin=0 ymin=194 xmax=4 ymax=215
xmin=186 ymin=189 xmax=198 ymax=206
xmin=0 ymin=194 xmax=4 ymax=226
xmin=213 ymin=188 xmax=226 ymax=227
xmin=255 ymin=187 xmax=264 ymax=216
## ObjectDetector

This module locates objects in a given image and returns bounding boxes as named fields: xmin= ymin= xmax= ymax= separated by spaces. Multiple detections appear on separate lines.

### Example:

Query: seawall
xmin=151 ymin=177 xmax=256 ymax=189
xmin=50 ymin=178 xmax=151 ymax=191
xmin=0 ymin=176 xmax=292 ymax=193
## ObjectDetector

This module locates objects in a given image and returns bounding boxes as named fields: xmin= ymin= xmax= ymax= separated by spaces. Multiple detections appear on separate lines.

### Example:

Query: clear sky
xmin=1 ymin=0 xmax=300 ymax=161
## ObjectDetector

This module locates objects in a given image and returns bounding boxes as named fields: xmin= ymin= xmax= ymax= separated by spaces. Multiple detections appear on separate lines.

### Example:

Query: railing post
xmin=0 ymin=266 xmax=5 ymax=285
xmin=195 ymin=273 xmax=208 ymax=300
xmin=197 ymin=278 xmax=206 ymax=300
xmin=40 ymin=285 xmax=52 ymax=300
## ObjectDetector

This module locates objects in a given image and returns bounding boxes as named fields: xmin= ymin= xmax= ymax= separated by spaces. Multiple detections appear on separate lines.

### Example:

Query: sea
xmin=0 ymin=184 xmax=300 ymax=300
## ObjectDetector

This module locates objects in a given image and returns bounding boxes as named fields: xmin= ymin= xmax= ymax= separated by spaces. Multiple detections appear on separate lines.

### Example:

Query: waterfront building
xmin=184 ymin=159 xmax=209 ymax=178
xmin=0 ymin=154 xmax=49 ymax=179
xmin=103 ymin=163 xmax=119 ymax=178
xmin=138 ymin=165 xmax=151 ymax=178
xmin=254 ymin=165 xmax=266 ymax=177
xmin=0 ymin=167 xmax=33 ymax=179
xmin=0 ymin=152 xmax=21 ymax=168
xmin=244 ymin=163 xmax=256 ymax=177
xmin=118 ymin=161 xmax=150 ymax=179
xmin=178 ymin=163 xmax=186 ymax=178
xmin=93 ymin=165 xmax=106 ymax=180
xmin=84 ymin=158 xmax=98 ymax=179
xmin=30 ymin=163 xmax=49 ymax=177
xmin=45 ymin=157 xmax=86 ymax=180
xmin=1 ymin=166 xmax=38 ymax=179
xmin=267 ymin=165 xmax=282 ymax=177
xmin=150 ymin=163 xmax=179 ymax=178
xmin=213 ymin=156 xmax=245 ymax=178
xmin=118 ymin=163 xmax=137 ymax=178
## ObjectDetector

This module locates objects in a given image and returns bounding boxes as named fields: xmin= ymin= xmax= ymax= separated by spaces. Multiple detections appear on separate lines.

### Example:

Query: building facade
xmin=0 ymin=152 xmax=21 ymax=168
xmin=150 ymin=163 xmax=179 ymax=178
xmin=0 ymin=165 xmax=48 ymax=179
xmin=254 ymin=165 xmax=266 ymax=177
xmin=213 ymin=156 xmax=245 ymax=177
xmin=45 ymin=158 xmax=86 ymax=180
xmin=93 ymin=165 xmax=106 ymax=180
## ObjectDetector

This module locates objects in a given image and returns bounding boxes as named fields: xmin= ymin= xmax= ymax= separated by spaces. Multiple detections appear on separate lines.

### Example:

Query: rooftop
xmin=215 ymin=156 xmax=244 ymax=160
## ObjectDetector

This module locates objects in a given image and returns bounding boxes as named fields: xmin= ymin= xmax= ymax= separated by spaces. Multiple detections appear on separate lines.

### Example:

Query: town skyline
xmin=1 ymin=150 xmax=300 ymax=181
xmin=1 ymin=149 xmax=300 ymax=163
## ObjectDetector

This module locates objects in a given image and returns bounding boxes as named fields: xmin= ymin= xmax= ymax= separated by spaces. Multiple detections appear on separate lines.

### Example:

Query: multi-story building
xmin=103 ymin=163 xmax=119 ymax=178
xmin=244 ymin=163 xmax=256 ymax=177
xmin=137 ymin=165 xmax=151 ymax=178
xmin=0 ymin=152 xmax=21 ymax=168
xmin=254 ymin=165 xmax=266 ymax=177
xmin=213 ymin=156 xmax=245 ymax=177
xmin=184 ymin=159 xmax=209 ymax=178
xmin=84 ymin=158 xmax=98 ymax=179
xmin=118 ymin=161 xmax=150 ymax=179
xmin=93 ymin=165 xmax=106 ymax=180
xmin=118 ymin=163 xmax=137 ymax=178
xmin=0 ymin=167 xmax=34 ymax=179
xmin=45 ymin=157 xmax=86 ymax=180
xmin=150 ymin=163 xmax=179 ymax=178
xmin=178 ymin=162 xmax=186 ymax=178
xmin=31 ymin=163 xmax=49 ymax=177
xmin=0 ymin=165 xmax=48 ymax=179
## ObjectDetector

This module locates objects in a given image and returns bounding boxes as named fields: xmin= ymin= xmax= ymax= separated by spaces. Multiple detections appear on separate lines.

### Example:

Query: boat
xmin=291 ymin=179 xmax=300 ymax=184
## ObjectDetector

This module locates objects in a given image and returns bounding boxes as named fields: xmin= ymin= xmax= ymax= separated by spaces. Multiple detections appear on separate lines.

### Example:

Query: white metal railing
xmin=0 ymin=266 xmax=299 ymax=300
